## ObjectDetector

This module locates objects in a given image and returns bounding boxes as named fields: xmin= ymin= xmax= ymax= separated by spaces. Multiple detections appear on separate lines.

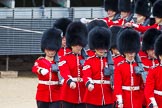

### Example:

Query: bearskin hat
xmin=117 ymin=28 xmax=140 ymax=55
xmin=110 ymin=26 xmax=122 ymax=49
xmin=66 ymin=21 xmax=88 ymax=48
xmin=118 ymin=0 xmax=132 ymax=12
xmin=41 ymin=28 xmax=62 ymax=52
xmin=88 ymin=27 xmax=112 ymax=50
xmin=142 ymin=28 xmax=161 ymax=51
xmin=53 ymin=18 xmax=72 ymax=36
xmin=149 ymin=0 xmax=157 ymax=5
xmin=87 ymin=19 xmax=108 ymax=32
xmin=104 ymin=0 xmax=118 ymax=12
xmin=155 ymin=34 xmax=162 ymax=57
xmin=135 ymin=0 xmax=151 ymax=17
xmin=153 ymin=0 xmax=162 ymax=18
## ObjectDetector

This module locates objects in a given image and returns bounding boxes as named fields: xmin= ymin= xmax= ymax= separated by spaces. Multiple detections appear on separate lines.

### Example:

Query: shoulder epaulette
xmin=86 ymin=55 xmax=95 ymax=60
xmin=66 ymin=52 xmax=72 ymax=55
xmin=37 ymin=56 xmax=44 ymax=60
xmin=117 ymin=60 xmax=125 ymax=66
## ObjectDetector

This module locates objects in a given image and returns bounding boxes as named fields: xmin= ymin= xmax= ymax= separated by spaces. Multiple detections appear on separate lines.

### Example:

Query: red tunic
xmin=141 ymin=57 xmax=159 ymax=72
xmin=103 ymin=17 xmax=123 ymax=27
xmin=112 ymin=55 xmax=125 ymax=67
xmin=32 ymin=58 xmax=60 ymax=102
xmin=134 ymin=23 xmax=160 ymax=33
xmin=58 ymin=47 xmax=71 ymax=57
xmin=86 ymin=49 xmax=95 ymax=57
xmin=58 ymin=53 xmax=86 ymax=104
xmin=82 ymin=56 xmax=114 ymax=106
xmin=114 ymin=60 xmax=144 ymax=108
xmin=139 ymin=51 xmax=158 ymax=106
xmin=145 ymin=66 xmax=162 ymax=108
xmin=139 ymin=50 xmax=147 ymax=58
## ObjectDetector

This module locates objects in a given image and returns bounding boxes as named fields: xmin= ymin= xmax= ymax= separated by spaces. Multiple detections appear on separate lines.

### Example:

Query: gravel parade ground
xmin=0 ymin=77 xmax=38 ymax=108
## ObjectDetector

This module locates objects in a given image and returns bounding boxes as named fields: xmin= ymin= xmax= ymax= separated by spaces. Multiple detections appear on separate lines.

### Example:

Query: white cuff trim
xmin=150 ymin=97 xmax=157 ymax=106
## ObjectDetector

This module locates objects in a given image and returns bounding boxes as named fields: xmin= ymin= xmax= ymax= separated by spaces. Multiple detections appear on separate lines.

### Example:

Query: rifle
xmin=134 ymin=54 xmax=148 ymax=83
xmin=143 ymin=18 xmax=150 ymax=26
xmin=51 ymin=53 xmax=64 ymax=84
xmin=80 ymin=48 xmax=89 ymax=66
xmin=104 ymin=51 xmax=114 ymax=88
xmin=125 ymin=13 xmax=134 ymax=23
xmin=113 ymin=13 xmax=121 ymax=21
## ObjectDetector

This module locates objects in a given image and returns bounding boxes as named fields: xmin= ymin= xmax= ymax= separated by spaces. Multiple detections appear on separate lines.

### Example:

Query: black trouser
xmin=86 ymin=103 xmax=113 ymax=108
xmin=37 ymin=101 xmax=61 ymax=108
xmin=143 ymin=105 xmax=146 ymax=108
xmin=62 ymin=101 xmax=86 ymax=108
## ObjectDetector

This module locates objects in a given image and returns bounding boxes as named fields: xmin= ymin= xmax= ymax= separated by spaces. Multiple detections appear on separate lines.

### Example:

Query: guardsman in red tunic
xmin=103 ymin=0 xmax=121 ymax=27
xmin=86 ymin=19 xmax=109 ymax=57
xmin=109 ymin=26 xmax=125 ymax=66
xmin=125 ymin=0 xmax=162 ymax=33
xmin=110 ymin=26 xmax=125 ymax=106
xmin=82 ymin=27 xmax=114 ymax=108
xmin=114 ymin=28 xmax=144 ymax=108
xmin=58 ymin=22 xmax=88 ymax=108
xmin=141 ymin=28 xmax=161 ymax=72
xmin=152 ymin=0 xmax=162 ymax=31
xmin=139 ymin=28 xmax=161 ymax=108
xmin=117 ymin=0 xmax=135 ymax=27
xmin=145 ymin=34 xmax=162 ymax=108
xmin=53 ymin=18 xmax=72 ymax=58
xmin=32 ymin=28 xmax=62 ymax=108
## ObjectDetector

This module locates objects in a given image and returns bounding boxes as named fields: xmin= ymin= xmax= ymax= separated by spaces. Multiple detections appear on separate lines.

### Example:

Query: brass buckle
xmin=47 ymin=81 xmax=52 ymax=85
xmin=100 ymin=80 xmax=104 ymax=84
xmin=130 ymin=86 xmax=135 ymax=91
xmin=77 ymin=77 xmax=81 ymax=82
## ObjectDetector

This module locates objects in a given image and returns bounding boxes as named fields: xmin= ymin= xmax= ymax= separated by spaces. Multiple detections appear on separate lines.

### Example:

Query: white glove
xmin=70 ymin=82 xmax=76 ymax=89
xmin=118 ymin=104 xmax=123 ymax=108
xmin=150 ymin=97 xmax=158 ymax=108
xmin=40 ymin=68 xmax=49 ymax=75
xmin=80 ymin=18 xmax=88 ymax=24
xmin=88 ymin=83 xmax=94 ymax=91
xmin=116 ymin=95 xmax=123 ymax=108
xmin=80 ymin=18 xmax=92 ymax=24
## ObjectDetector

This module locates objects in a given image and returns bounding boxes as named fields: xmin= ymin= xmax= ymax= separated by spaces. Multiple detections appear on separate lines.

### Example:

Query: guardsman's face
xmin=124 ymin=52 xmax=136 ymax=61
xmin=62 ymin=37 xmax=66 ymax=47
xmin=45 ymin=49 xmax=56 ymax=58
xmin=95 ymin=49 xmax=107 ymax=57
xmin=71 ymin=45 xmax=82 ymax=54
xmin=146 ymin=49 xmax=156 ymax=59
xmin=120 ymin=12 xmax=129 ymax=19
xmin=111 ymin=48 xmax=120 ymax=55
xmin=107 ymin=10 xmax=116 ymax=18
xmin=155 ymin=17 xmax=162 ymax=24
xmin=159 ymin=55 xmax=162 ymax=63
xmin=136 ymin=14 xmax=146 ymax=24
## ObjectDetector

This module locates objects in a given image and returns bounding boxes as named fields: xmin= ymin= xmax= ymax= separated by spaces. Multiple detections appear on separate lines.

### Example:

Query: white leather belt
xmin=39 ymin=80 xmax=59 ymax=85
xmin=122 ymin=86 xmax=140 ymax=91
xmin=154 ymin=90 xmax=162 ymax=96
xmin=72 ymin=77 xmax=83 ymax=82
xmin=93 ymin=80 xmax=110 ymax=84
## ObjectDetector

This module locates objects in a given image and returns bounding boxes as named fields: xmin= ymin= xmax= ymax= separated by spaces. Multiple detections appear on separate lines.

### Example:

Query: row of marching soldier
xmin=31 ymin=0 xmax=162 ymax=108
